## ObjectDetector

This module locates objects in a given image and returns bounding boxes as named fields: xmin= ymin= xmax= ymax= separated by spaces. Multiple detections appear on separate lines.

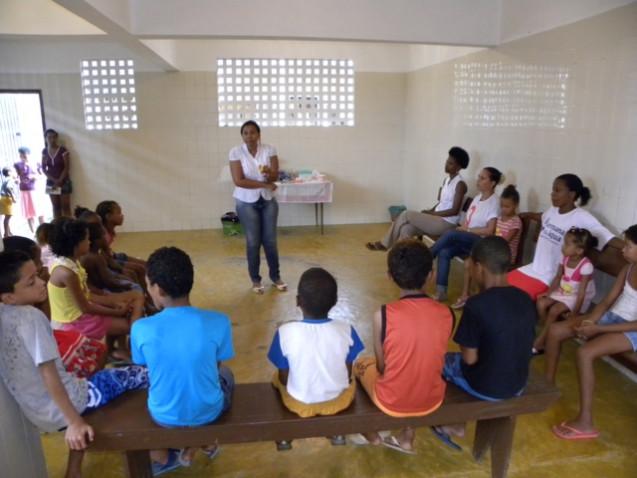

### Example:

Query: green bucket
xmin=222 ymin=221 xmax=243 ymax=236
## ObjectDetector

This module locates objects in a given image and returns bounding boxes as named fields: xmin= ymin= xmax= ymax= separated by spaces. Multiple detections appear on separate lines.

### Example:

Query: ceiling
xmin=0 ymin=0 xmax=633 ymax=73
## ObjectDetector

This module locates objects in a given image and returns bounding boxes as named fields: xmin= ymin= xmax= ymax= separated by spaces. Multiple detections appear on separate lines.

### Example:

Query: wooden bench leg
xmin=125 ymin=450 xmax=152 ymax=478
xmin=472 ymin=416 xmax=516 ymax=478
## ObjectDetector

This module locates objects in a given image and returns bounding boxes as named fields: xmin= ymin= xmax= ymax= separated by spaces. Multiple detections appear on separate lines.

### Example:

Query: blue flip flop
xmin=152 ymin=449 xmax=182 ymax=476
xmin=431 ymin=426 xmax=462 ymax=451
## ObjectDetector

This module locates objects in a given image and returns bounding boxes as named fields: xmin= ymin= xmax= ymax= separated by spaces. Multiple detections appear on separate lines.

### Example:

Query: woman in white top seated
xmin=430 ymin=167 xmax=503 ymax=301
xmin=229 ymin=120 xmax=287 ymax=294
xmin=366 ymin=147 xmax=469 ymax=251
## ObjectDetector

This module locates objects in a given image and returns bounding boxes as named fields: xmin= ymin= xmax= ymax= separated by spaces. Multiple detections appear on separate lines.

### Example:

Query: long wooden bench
xmin=83 ymin=373 xmax=559 ymax=478
xmin=519 ymin=214 xmax=635 ymax=372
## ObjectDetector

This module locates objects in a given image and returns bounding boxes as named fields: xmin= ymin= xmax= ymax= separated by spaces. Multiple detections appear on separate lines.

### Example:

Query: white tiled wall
xmin=402 ymin=3 xmax=637 ymax=235
xmin=0 ymin=71 xmax=405 ymax=231
xmin=1 ymin=4 xmax=635 ymax=234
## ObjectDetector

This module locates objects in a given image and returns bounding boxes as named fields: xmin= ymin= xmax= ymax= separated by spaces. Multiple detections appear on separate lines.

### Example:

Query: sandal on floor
xmin=152 ymin=449 xmax=182 ymax=476
xmin=252 ymin=284 xmax=265 ymax=294
xmin=381 ymin=435 xmax=417 ymax=455
xmin=531 ymin=347 xmax=545 ymax=357
xmin=431 ymin=426 xmax=462 ymax=451
xmin=365 ymin=241 xmax=387 ymax=251
xmin=451 ymin=297 xmax=468 ymax=310
xmin=202 ymin=445 xmax=220 ymax=460
xmin=273 ymin=281 xmax=288 ymax=292
xmin=552 ymin=421 xmax=599 ymax=440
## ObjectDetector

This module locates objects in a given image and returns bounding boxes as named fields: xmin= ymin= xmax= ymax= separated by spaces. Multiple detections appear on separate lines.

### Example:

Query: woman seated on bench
xmin=366 ymin=147 xmax=469 ymax=251
xmin=430 ymin=167 xmax=502 ymax=302
xmin=546 ymin=224 xmax=637 ymax=440
xmin=508 ymin=173 xmax=617 ymax=301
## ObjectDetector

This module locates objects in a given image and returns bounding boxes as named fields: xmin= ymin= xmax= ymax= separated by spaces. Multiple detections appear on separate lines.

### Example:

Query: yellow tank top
xmin=48 ymin=257 xmax=89 ymax=324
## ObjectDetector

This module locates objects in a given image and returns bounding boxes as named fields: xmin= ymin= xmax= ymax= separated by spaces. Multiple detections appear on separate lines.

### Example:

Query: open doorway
xmin=0 ymin=90 xmax=52 ymax=237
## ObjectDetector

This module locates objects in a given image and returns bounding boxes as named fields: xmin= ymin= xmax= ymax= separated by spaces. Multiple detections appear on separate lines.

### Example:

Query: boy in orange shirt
xmin=354 ymin=239 xmax=454 ymax=453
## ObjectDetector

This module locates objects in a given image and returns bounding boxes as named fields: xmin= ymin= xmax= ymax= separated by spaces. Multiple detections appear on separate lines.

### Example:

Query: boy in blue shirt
xmin=131 ymin=247 xmax=234 ymax=475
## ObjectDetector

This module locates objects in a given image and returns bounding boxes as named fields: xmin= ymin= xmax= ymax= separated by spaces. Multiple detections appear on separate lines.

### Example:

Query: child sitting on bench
xmin=436 ymin=236 xmax=536 ymax=448
xmin=0 ymin=251 xmax=148 ymax=478
xmin=268 ymin=267 xmax=364 ymax=420
xmin=354 ymin=239 xmax=454 ymax=454
xmin=547 ymin=224 xmax=637 ymax=440
xmin=131 ymin=247 xmax=234 ymax=475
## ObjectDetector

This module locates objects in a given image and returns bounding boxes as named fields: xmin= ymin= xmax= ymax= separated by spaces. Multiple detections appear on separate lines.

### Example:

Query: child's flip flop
xmin=552 ymin=421 xmax=599 ymax=440
xmin=431 ymin=426 xmax=463 ymax=451
xmin=381 ymin=435 xmax=417 ymax=455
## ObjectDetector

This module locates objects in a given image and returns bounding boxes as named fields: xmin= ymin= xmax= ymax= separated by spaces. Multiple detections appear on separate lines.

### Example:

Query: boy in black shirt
xmin=435 ymin=236 xmax=536 ymax=446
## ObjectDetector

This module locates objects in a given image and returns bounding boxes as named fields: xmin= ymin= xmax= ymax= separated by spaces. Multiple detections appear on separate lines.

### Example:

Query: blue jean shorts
xmin=599 ymin=311 xmax=637 ymax=351
xmin=442 ymin=353 xmax=524 ymax=402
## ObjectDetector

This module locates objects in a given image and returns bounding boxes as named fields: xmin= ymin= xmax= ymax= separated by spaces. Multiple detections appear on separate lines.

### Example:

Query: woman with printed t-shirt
xmin=229 ymin=120 xmax=287 ymax=294
xmin=508 ymin=174 xmax=618 ymax=301
xmin=41 ymin=129 xmax=72 ymax=218
xmin=430 ymin=167 xmax=503 ymax=301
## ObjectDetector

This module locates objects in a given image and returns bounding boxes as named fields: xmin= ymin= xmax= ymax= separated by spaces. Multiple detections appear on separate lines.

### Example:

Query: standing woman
xmin=229 ymin=120 xmax=287 ymax=294
xmin=41 ymin=129 xmax=72 ymax=218
xmin=14 ymin=146 xmax=45 ymax=232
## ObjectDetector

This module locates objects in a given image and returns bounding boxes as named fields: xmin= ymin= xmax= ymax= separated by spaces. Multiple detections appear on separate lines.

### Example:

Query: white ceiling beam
xmin=52 ymin=0 xmax=177 ymax=71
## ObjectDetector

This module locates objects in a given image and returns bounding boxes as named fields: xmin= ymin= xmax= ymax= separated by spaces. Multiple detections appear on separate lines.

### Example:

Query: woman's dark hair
xmin=240 ymin=120 xmax=261 ymax=135
xmin=448 ymin=147 xmax=470 ymax=169
xmin=49 ymin=218 xmax=88 ymax=258
xmin=44 ymin=128 xmax=58 ymax=138
xmin=387 ymin=239 xmax=433 ymax=290
xmin=297 ymin=268 xmax=338 ymax=318
xmin=18 ymin=146 xmax=30 ymax=155
xmin=501 ymin=184 xmax=520 ymax=204
xmin=625 ymin=225 xmax=637 ymax=244
xmin=0 ymin=251 xmax=31 ymax=294
xmin=566 ymin=227 xmax=598 ymax=254
xmin=147 ymin=247 xmax=194 ymax=299
xmin=35 ymin=222 xmax=54 ymax=244
xmin=483 ymin=167 xmax=503 ymax=186
xmin=555 ymin=173 xmax=591 ymax=206
xmin=96 ymin=200 xmax=118 ymax=224
xmin=3 ymin=236 xmax=38 ymax=260
xmin=2 ymin=168 xmax=10 ymax=176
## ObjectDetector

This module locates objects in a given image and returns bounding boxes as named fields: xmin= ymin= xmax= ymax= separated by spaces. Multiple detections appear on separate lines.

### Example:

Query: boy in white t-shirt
xmin=268 ymin=268 xmax=364 ymax=424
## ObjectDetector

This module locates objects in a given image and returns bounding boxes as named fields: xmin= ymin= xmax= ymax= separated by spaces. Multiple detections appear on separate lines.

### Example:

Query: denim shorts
xmin=599 ymin=311 xmax=637 ymax=351
xmin=442 ymin=353 xmax=523 ymax=402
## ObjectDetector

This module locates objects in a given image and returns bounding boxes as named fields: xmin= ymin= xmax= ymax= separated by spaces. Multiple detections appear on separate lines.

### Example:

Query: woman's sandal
xmin=252 ymin=283 xmax=265 ymax=294
xmin=451 ymin=297 xmax=468 ymax=310
xmin=365 ymin=241 xmax=387 ymax=251
xmin=273 ymin=281 xmax=288 ymax=292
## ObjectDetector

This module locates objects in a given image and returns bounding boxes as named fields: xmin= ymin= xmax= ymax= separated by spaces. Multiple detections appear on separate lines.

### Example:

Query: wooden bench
xmin=519 ymin=214 xmax=636 ymax=372
xmin=83 ymin=373 xmax=559 ymax=478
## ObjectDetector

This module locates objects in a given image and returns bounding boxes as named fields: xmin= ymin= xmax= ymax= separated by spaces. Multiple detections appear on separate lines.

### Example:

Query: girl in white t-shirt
xmin=430 ymin=167 xmax=502 ymax=301
xmin=547 ymin=225 xmax=636 ymax=441
xmin=533 ymin=228 xmax=598 ymax=353
xmin=508 ymin=174 xmax=615 ymax=301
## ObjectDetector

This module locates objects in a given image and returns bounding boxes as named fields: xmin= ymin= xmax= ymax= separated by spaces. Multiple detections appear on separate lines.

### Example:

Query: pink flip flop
xmin=552 ymin=421 xmax=599 ymax=440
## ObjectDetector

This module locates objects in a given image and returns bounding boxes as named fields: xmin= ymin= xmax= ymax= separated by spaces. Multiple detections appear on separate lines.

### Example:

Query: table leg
xmin=315 ymin=203 xmax=319 ymax=228
xmin=320 ymin=203 xmax=324 ymax=235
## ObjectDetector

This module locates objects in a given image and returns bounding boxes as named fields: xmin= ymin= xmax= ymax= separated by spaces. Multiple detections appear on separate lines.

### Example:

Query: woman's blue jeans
xmin=430 ymin=230 xmax=481 ymax=288
xmin=236 ymin=197 xmax=281 ymax=283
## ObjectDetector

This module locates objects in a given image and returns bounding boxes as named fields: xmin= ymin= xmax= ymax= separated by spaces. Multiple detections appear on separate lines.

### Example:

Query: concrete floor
xmin=42 ymin=224 xmax=637 ymax=477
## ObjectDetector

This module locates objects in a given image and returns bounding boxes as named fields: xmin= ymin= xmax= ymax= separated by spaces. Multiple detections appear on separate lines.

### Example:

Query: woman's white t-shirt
xmin=229 ymin=143 xmax=277 ymax=203
xmin=436 ymin=174 xmax=465 ymax=225
xmin=518 ymin=207 xmax=615 ymax=285
xmin=464 ymin=193 xmax=500 ymax=229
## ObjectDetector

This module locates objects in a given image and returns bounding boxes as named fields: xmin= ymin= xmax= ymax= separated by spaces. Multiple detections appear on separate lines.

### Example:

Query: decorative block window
xmin=453 ymin=62 xmax=569 ymax=129
xmin=80 ymin=59 xmax=138 ymax=130
xmin=217 ymin=58 xmax=355 ymax=127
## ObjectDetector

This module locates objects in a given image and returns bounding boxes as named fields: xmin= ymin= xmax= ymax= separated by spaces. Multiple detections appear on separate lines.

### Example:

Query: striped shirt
xmin=496 ymin=215 xmax=523 ymax=264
